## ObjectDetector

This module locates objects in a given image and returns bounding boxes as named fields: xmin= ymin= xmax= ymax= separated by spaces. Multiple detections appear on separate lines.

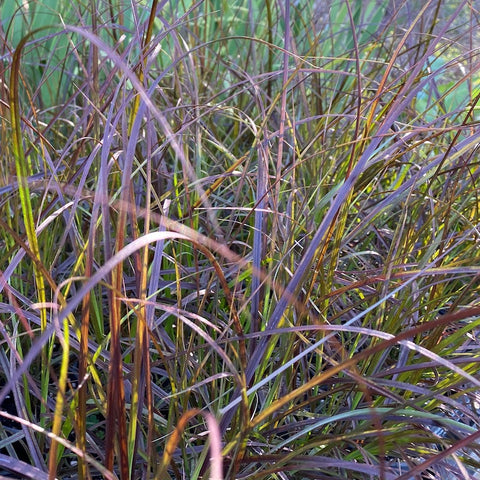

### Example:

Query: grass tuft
xmin=0 ymin=1 xmax=480 ymax=479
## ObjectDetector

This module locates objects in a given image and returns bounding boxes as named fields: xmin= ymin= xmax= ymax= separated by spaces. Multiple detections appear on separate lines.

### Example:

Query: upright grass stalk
xmin=125 ymin=2 xmax=158 ymax=476
xmin=8 ymin=30 xmax=63 ymax=478
xmin=9 ymin=36 xmax=47 ymax=346
xmin=104 ymin=164 xmax=129 ymax=478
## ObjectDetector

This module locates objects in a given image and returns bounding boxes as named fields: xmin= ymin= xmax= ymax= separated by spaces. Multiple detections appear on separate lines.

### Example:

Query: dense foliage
xmin=0 ymin=1 xmax=479 ymax=479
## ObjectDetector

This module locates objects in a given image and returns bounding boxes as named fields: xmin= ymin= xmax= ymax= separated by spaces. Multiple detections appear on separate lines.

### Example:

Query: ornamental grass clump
xmin=0 ymin=1 xmax=479 ymax=479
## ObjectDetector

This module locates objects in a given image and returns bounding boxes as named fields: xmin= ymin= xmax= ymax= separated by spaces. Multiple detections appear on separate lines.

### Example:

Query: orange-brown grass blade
xmin=157 ymin=408 xmax=223 ymax=480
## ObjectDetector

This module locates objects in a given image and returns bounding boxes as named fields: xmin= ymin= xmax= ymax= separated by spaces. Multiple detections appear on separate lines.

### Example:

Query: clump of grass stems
xmin=0 ymin=1 xmax=480 ymax=479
